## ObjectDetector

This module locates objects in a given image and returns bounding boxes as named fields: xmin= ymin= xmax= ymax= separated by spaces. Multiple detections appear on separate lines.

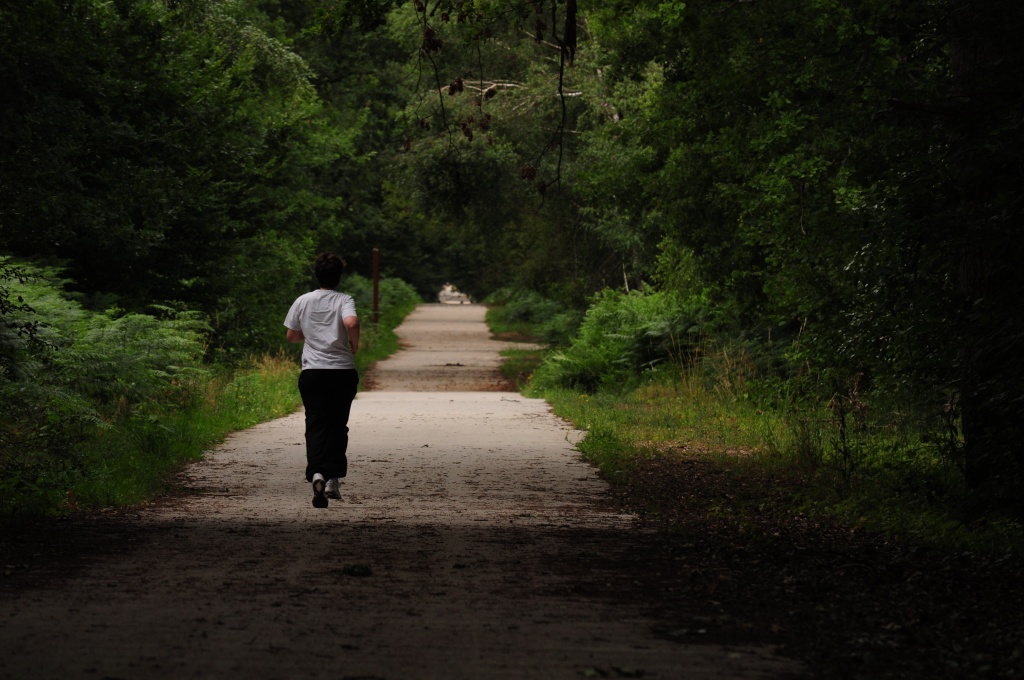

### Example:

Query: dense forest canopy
xmin=1 ymin=0 xmax=1022 ymax=504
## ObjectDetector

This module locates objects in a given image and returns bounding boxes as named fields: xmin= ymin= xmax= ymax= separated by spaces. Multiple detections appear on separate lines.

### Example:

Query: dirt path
xmin=0 ymin=304 xmax=800 ymax=679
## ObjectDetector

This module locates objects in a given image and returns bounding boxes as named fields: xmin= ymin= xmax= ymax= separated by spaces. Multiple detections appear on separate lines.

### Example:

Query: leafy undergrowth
xmin=540 ymin=383 xmax=1019 ymax=675
xmin=1 ymin=271 xmax=420 ymax=521
xmin=607 ymin=448 xmax=1024 ymax=679
xmin=62 ymin=353 xmax=303 ymax=512
xmin=485 ymin=306 xmax=539 ymax=343
xmin=497 ymin=348 xmax=545 ymax=390
xmin=540 ymin=384 xmax=1024 ymax=678
xmin=495 ymin=303 xmax=1024 ymax=676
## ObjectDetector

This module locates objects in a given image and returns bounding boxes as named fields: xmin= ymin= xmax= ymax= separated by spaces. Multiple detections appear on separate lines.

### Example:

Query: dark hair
xmin=313 ymin=252 xmax=344 ymax=289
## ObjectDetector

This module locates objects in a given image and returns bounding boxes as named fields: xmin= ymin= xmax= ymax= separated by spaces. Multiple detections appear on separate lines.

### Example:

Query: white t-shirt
xmin=283 ymin=289 xmax=358 ymax=370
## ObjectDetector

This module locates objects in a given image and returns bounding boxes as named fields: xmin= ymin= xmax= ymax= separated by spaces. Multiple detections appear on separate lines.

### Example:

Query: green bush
xmin=70 ymin=353 xmax=301 ymax=510
xmin=530 ymin=288 xmax=713 ymax=393
xmin=0 ymin=263 xmax=209 ymax=516
xmin=1 ymin=263 xmax=424 ymax=518
xmin=484 ymin=287 xmax=582 ymax=346
xmin=487 ymin=288 xmax=564 ymax=325
xmin=537 ymin=309 xmax=585 ymax=347
xmin=342 ymin=273 xmax=421 ymax=329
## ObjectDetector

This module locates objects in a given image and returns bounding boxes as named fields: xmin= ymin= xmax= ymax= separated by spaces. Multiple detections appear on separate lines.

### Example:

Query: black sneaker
xmin=312 ymin=474 xmax=328 ymax=508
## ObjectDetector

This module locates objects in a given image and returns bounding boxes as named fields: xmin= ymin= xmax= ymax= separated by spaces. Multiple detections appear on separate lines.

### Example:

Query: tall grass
xmin=512 ymin=287 xmax=1023 ymax=555
xmin=70 ymin=354 xmax=301 ymax=510
xmin=67 ymin=274 xmax=421 ymax=513
xmin=1 ymin=265 xmax=421 ymax=519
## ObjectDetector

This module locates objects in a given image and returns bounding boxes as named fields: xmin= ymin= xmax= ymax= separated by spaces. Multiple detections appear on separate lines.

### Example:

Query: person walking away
xmin=283 ymin=253 xmax=360 ymax=508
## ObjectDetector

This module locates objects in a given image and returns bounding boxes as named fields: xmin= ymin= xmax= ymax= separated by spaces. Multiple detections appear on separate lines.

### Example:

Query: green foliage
xmin=341 ymin=273 xmax=421 ymax=329
xmin=530 ymin=288 xmax=712 ymax=393
xmin=487 ymin=287 xmax=564 ymax=325
xmin=377 ymin=0 xmax=628 ymax=301
xmin=3 ymin=0 xmax=1024 ymax=512
xmin=537 ymin=350 xmax=1023 ymax=555
xmin=0 ymin=264 xmax=210 ymax=516
xmin=519 ymin=264 xmax=1024 ymax=544
xmin=0 ymin=263 xmax=421 ymax=518
xmin=588 ymin=0 xmax=1024 ymax=501
xmin=0 ymin=259 xmax=44 ymax=379
xmin=337 ymin=273 xmax=422 ymax=377
xmin=68 ymin=353 xmax=302 ymax=510
xmin=0 ymin=0 xmax=357 ymax=355
xmin=484 ymin=287 xmax=581 ymax=346
xmin=497 ymin=348 xmax=545 ymax=391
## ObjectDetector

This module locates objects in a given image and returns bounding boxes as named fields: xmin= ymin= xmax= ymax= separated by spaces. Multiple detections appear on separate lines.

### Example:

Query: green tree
xmin=586 ymin=0 xmax=1024 ymax=503
xmin=0 ymin=0 xmax=355 ymax=353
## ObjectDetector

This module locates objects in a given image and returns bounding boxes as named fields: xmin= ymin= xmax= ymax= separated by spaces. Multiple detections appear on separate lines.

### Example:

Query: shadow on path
xmin=0 ymin=304 xmax=801 ymax=679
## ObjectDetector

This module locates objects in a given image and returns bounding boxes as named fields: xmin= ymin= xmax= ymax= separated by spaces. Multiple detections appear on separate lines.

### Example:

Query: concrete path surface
xmin=0 ymin=304 xmax=800 ymax=679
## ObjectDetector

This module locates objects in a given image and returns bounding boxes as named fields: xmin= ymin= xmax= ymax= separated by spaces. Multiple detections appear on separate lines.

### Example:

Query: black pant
xmin=298 ymin=369 xmax=359 ymax=482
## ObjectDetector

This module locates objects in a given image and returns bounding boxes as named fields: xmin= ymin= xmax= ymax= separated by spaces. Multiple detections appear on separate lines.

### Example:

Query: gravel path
xmin=0 ymin=304 xmax=800 ymax=679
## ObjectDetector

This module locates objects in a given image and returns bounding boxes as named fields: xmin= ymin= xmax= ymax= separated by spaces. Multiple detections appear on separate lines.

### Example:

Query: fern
xmin=0 ymin=263 xmax=211 ymax=516
xmin=531 ymin=288 xmax=713 ymax=393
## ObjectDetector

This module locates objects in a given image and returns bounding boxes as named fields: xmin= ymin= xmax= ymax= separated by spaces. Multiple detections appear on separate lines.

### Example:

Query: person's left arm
xmin=284 ymin=296 xmax=305 ymax=343
xmin=344 ymin=315 xmax=360 ymax=353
